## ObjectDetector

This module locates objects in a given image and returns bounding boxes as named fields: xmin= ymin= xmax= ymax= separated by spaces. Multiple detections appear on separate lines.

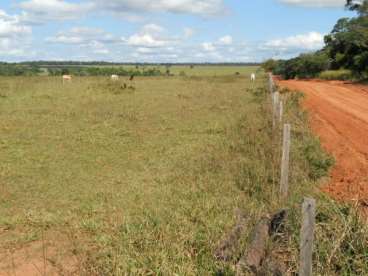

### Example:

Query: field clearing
xmin=0 ymin=71 xmax=261 ymax=274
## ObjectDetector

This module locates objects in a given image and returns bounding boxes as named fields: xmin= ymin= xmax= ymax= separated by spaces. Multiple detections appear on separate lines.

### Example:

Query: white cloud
xmin=264 ymin=32 xmax=324 ymax=51
xmin=200 ymin=35 xmax=232 ymax=54
xmin=46 ymin=27 xmax=118 ymax=45
xmin=93 ymin=48 xmax=110 ymax=55
xmin=127 ymin=33 xmax=170 ymax=47
xmin=201 ymin=42 xmax=216 ymax=51
xmin=136 ymin=47 xmax=155 ymax=54
xmin=92 ymin=0 xmax=225 ymax=16
xmin=16 ymin=0 xmax=225 ymax=23
xmin=45 ymin=27 xmax=118 ymax=57
xmin=141 ymin=23 xmax=165 ymax=34
xmin=125 ymin=24 xmax=175 ymax=48
xmin=0 ymin=10 xmax=32 ymax=58
xmin=279 ymin=0 xmax=346 ymax=7
xmin=218 ymin=35 xmax=233 ymax=45
xmin=18 ymin=0 xmax=93 ymax=22
xmin=0 ymin=10 xmax=31 ymax=37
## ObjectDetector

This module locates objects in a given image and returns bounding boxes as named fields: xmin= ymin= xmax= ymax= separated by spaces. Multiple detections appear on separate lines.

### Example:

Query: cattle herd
xmin=62 ymin=73 xmax=255 ymax=83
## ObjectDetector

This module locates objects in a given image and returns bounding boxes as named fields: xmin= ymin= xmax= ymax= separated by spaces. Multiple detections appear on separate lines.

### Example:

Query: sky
xmin=0 ymin=0 xmax=355 ymax=62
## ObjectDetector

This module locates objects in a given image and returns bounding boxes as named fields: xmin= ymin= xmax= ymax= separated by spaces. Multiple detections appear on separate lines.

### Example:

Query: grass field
xmin=0 ymin=68 xmax=260 ymax=274
xmin=0 ymin=68 xmax=367 ymax=275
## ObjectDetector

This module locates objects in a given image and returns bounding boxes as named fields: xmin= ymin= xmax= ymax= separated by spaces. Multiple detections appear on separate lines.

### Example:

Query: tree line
xmin=48 ymin=66 xmax=163 ymax=77
xmin=0 ymin=62 xmax=260 ymax=77
xmin=263 ymin=0 xmax=368 ymax=80
xmin=0 ymin=64 xmax=42 ymax=76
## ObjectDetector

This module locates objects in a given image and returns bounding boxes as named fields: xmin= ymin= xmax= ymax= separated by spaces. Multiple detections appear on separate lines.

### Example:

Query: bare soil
xmin=0 ymin=233 xmax=79 ymax=276
xmin=279 ymin=79 xmax=368 ymax=211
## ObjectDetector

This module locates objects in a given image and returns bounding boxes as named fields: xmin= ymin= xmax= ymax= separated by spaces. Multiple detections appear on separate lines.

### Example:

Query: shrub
xmin=269 ymin=51 xmax=330 ymax=80
xmin=319 ymin=69 xmax=353 ymax=80
xmin=261 ymin=59 xmax=278 ymax=72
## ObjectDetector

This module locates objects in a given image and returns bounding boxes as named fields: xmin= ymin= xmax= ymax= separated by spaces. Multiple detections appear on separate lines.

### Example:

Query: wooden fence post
xmin=279 ymin=101 xmax=283 ymax=123
xmin=280 ymin=124 xmax=291 ymax=199
xmin=269 ymin=73 xmax=274 ymax=93
xmin=272 ymin=92 xmax=280 ymax=128
xmin=300 ymin=198 xmax=316 ymax=276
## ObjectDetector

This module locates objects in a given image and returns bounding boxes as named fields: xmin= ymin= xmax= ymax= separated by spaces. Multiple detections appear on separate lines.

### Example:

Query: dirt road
xmin=279 ymin=79 xmax=368 ymax=208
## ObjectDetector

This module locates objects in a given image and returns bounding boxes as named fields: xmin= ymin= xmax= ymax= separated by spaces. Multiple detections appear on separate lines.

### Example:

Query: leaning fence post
xmin=300 ymin=198 xmax=316 ymax=276
xmin=280 ymin=124 xmax=291 ymax=199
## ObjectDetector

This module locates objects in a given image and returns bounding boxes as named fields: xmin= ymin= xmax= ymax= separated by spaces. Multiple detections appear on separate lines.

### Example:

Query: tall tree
xmin=323 ymin=2 xmax=368 ymax=76
xmin=346 ymin=0 xmax=368 ymax=16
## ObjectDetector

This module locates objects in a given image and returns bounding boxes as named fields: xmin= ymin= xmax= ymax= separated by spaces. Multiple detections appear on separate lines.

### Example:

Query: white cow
xmin=111 ymin=74 xmax=119 ymax=81
xmin=62 ymin=75 xmax=72 ymax=83
xmin=250 ymin=73 xmax=256 ymax=82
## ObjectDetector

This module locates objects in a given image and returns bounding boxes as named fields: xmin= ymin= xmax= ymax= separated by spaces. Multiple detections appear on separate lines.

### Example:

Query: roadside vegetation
xmin=1 ymin=68 xmax=367 ymax=274
xmin=318 ymin=69 xmax=353 ymax=80
xmin=236 ymin=86 xmax=368 ymax=275
xmin=263 ymin=0 xmax=368 ymax=81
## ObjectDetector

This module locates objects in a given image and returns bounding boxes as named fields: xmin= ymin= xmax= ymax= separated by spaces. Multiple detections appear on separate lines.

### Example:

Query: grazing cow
xmin=251 ymin=73 xmax=256 ymax=82
xmin=62 ymin=75 xmax=72 ymax=83
xmin=111 ymin=74 xmax=119 ymax=81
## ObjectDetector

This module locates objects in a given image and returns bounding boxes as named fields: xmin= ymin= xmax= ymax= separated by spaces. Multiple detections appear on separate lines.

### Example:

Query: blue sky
xmin=0 ymin=0 xmax=354 ymax=62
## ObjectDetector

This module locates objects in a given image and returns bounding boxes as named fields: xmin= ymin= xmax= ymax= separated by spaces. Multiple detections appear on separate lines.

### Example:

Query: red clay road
xmin=279 ymin=79 xmax=368 ymax=209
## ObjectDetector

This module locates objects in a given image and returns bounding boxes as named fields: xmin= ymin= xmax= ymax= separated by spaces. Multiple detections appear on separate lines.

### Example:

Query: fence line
xmin=268 ymin=73 xmax=316 ymax=275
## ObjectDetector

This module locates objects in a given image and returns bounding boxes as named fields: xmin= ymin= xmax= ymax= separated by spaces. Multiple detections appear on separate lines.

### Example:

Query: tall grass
xmin=318 ymin=69 xmax=353 ymax=81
